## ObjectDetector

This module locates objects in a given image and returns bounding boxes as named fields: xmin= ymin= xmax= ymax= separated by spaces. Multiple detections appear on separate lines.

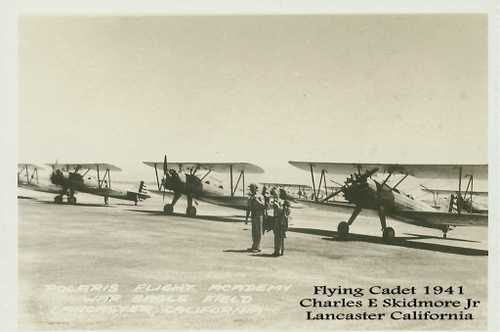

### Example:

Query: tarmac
xmin=18 ymin=189 xmax=488 ymax=330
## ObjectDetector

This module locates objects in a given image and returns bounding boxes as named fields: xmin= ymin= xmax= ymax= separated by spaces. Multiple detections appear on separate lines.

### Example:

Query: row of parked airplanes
xmin=17 ymin=157 xmax=488 ymax=242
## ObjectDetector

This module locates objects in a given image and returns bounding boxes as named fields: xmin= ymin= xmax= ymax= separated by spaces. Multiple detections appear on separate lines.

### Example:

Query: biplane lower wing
xmin=196 ymin=195 xmax=249 ymax=210
xmin=18 ymin=183 xmax=61 ymax=194
xmin=392 ymin=210 xmax=488 ymax=227
xmin=421 ymin=186 xmax=488 ymax=196
xmin=77 ymin=187 xmax=151 ymax=201
xmin=260 ymin=182 xmax=311 ymax=189
xmin=297 ymin=199 xmax=357 ymax=214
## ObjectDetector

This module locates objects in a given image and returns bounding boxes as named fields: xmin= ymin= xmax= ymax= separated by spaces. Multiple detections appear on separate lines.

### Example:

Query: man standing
xmin=246 ymin=183 xmax=265 ymax=252
xmin=272 ymin=188 xmax=291 ymax=256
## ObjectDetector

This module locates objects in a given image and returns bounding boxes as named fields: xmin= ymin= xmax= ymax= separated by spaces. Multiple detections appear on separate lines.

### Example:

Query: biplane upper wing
xmin=18 ymin=163 xmax=45 ymax=170
xmin=143 ymin=161 xmax=264 ymax=174
xmin=46 ymin=163 xmax=122 ymax=172
xmin=420 ymin=186 xmax=488 ymax=196
xmin=288 ymin=161 xmax=487 ymax=180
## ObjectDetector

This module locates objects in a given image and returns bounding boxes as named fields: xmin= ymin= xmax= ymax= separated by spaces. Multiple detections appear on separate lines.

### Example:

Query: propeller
xmin=162 ymin=154 xmax=168 ymax=202
xmin=50 ymin=159 xmax=58 ymax=172
xmin=321 ymin=168 xmax=379 ymax=203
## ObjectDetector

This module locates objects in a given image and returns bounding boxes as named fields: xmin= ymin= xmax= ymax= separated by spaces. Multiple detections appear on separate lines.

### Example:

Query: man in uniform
xmin=271 ymin=188 xmax=291 ymax=256
xmin=246 ymin=183 xmax=265 ymax=252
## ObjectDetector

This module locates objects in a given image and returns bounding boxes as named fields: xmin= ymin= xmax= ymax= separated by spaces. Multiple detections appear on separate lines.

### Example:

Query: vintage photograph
xmin=17 ymin=14 xmax=488 ymax=330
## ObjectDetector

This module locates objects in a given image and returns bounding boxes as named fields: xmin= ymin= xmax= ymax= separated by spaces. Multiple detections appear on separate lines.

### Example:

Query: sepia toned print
xmin=17 ymin=15 xmax=488 ymax=330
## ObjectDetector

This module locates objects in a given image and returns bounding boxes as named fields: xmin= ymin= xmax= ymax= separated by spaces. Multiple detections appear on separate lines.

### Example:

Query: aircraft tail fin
xmin=138 ymin=181 xmax=148 ymax=194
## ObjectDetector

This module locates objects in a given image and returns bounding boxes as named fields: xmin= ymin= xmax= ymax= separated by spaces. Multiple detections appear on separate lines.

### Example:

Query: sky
xmin=18 ymin=14 xmax=487 ymax=187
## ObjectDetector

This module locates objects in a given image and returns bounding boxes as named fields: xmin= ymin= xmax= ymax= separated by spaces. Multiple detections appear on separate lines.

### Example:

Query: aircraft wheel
xmin=68 ymin=196 xmax=77 ymax=205
xmin=163 ymin=204 xmax=174 ymax=215
xmin=186 ymin=206 xmax=197 ymax=217
xmin=382 ymin=227 xmax=395 ymax=242
xmin=54 ymin=195 xmax=63 ymax=204
xmin=104 ymin=197 xmax=109 ymax=205
xmin=442 ymin=225 xmax=449 ymax=239
xmin=337 ymin=221 xmax=349 ymax=238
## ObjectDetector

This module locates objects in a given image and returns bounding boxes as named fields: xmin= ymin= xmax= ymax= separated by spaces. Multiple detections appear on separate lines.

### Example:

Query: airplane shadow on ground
xmin=251 ymin=253 xmax=279 ymax=258
xmin=125 ymin=209 xmax=244 ymax=223
xmin=116 ymin=203 xmax=141 ymax=207
xmin=38 ymin=200 xmax=114 ymax=208
xmin=17 ymin=196 xmax=35 ymax=200
xmin=287 ymin=227 xmax=488 ymax=256
xmin=223 ymin=249 xmax=252 ymax=253
xmin=222 ymin=249 xmax=277 ymax=258
xmin=402 ymin=233 xmax=479 ymax=243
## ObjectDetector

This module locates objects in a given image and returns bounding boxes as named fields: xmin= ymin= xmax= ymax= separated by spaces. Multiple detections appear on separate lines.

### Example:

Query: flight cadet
xmin=271 ymin=188 xmax=291 ymax=256
xmin=246 ymin=183 xmax=265 ymax=252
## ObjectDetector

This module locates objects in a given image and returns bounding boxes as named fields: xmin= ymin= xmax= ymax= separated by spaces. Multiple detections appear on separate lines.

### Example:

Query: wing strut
xmin=317 ymin=170 xmax=327 ymax=199
xmin=391 ymin=174 xmax=408 ymax=191
xmin=25 ymin=165 xmax=29 ymax=184
xmin=229 ymin=165 xmax=234 ymax=197
xmin=309 ymin=164 xmax=317 ymax=201
xmin=242 ymin=171 xmax=245 ymax=196
xmin=200 ymin=169 xmax=212 ymax=181
xmin=107 ymin=168 xmax=111 ymax=189
xmin=154 ymin=163 xmax=161 ymax=191
xmin=82 ymin=169 xmax=91 ymax=178
xmin=96 ymin=164 xmax=101 ymax=189
xmin=230 ymin=170 xmax=245 ymax=196
xmin=457 ymin=167 xmax=462 ymax=215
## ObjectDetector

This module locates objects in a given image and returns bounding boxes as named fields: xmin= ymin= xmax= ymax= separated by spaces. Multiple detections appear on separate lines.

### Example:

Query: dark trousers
xmin=251 ymin=215 xmax=263 ymax=250
xmin=273 ymin=219 xmax=285 ymax=255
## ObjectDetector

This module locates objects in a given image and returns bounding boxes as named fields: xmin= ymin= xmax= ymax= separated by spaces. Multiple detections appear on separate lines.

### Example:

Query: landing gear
xmin=68 ymin=196 xmax=77 ymax=205
xmin=337 ymin=222 xmax=349 ymax=238
xmin=163 ymin=204 xmax=174 ymax=215
xmin=54 ymin=195 xmax=63 ymax=204
xmin=104 ymin=196 xmax=109 ymax=205
xmin=162 ymin=192 xmax=181 ymax=216
xmin=378 ymin=205 xmax=395 ymax=242
xmin=186 ymin=206 xmax=197 ymax=217
xmin=382 ymin=227 xmax=395 ymax=241
xmin=185 ymin=195 xmax=196 ymax=217
xmin=442 ymin=225 xmax=450 ymax=239
xmin=336 ymin=206 xmax=362 ymax=239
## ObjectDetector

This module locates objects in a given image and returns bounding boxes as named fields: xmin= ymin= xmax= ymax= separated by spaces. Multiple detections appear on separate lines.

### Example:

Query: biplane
xmin=259 ymin=182 xmax=313 ymax=201
xmin=143 ymin=156 xmax=264 ymax=216
xmin=420 ymin=185 xmax=488 ymax=214
xmin=36 ymin=162 xmax=150 ymax=205
xmin=289 ymin=161 xmax=488 ymax=241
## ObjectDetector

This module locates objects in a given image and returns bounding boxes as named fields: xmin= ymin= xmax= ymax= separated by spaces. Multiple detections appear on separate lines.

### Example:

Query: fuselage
xmin=160 ymin=172 xmax=248 ymax=210
xmin=346 ymin=179 xmax=435 ymax=213
xmin=48 ymin=173 xmax=148 ymax=203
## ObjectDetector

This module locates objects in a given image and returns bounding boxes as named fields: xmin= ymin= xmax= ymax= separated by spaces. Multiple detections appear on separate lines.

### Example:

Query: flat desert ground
xmin=18 ymin=189 xmax=488 ymax=331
